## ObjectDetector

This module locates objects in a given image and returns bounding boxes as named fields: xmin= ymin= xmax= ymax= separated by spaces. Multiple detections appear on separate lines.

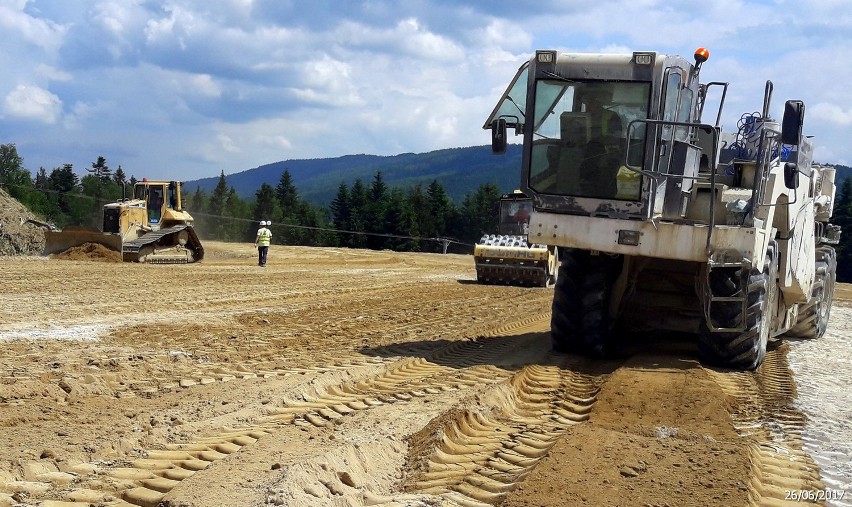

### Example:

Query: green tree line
xmin=8 ymin=140 xmax=848 ymax=276
xmin=0 ymin=143 xmax=502 ymax=253
xmin=1 ymin=144 xmax=133 ymax=229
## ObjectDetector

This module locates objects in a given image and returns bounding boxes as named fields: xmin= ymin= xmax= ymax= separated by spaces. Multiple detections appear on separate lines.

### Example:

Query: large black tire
xmin=698 ymin=244 xmax=777 ymax=370
xmin=786 ymin=247 xmax=837 ymax=339
xmin=551 ymin=250 xmax=621 ymax=357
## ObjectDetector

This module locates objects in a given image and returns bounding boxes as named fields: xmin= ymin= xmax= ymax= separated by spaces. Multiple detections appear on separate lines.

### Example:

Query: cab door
xmin=147 ymin=185 xmax=166 ymax=225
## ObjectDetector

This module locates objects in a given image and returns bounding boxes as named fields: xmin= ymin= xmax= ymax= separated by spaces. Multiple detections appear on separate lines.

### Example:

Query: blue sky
xmin=2 ymin=0 xmax=850 ymax=182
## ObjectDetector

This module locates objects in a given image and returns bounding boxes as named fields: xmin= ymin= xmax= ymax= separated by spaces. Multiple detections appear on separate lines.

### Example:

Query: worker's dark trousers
xmin=258 ymin=246 xmax=269 ymax=266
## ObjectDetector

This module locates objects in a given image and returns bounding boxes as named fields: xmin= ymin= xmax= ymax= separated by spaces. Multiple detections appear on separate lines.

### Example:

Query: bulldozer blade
xmin=43 ymin=227 xmax=122 ymax=256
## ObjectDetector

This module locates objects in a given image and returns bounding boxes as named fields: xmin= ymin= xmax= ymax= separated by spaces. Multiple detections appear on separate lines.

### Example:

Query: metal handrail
xmin=624 ymin=118 xmax=720 ymax=255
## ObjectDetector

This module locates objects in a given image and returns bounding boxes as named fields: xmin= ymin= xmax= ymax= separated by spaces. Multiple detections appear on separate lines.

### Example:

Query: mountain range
xmin=183 ymin=145 xmax=851 ymax=207
xmin=184 ymin=144 xmax=523 ymax=206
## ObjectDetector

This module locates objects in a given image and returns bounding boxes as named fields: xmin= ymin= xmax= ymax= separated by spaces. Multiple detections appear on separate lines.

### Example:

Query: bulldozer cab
xmin=133 ymin=181 xmax=181 ymax=225
xmin=498 ymin=192 xmax=533 ymax=236
xmin=147 ymin=186 xmax=165 ymax=223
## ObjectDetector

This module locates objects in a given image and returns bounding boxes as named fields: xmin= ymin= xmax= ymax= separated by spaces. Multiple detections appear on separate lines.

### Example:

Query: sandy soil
xmin=0 ymin=241 xmax=849 ymax=507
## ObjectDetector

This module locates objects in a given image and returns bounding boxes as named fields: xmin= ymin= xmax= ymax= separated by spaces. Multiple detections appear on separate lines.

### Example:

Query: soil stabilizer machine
xmin=474 ymin=190 xmax=558 ymax=287
xmin=44 ymin=179 xmax=204 ymax=263
xmin=486 ymin=48 xmax=839 ymax=370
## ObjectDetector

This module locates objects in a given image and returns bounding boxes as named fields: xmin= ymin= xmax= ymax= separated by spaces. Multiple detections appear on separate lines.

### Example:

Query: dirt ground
xmin=1 ymin=241 xmax=849 ymax=507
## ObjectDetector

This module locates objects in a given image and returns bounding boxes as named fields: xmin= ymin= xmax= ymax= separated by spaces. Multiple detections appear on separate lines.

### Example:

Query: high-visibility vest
xmin=593 ymin=109 xmax=620 ymax=137
xmin=257 ymin=227 xmax=272 ymax=246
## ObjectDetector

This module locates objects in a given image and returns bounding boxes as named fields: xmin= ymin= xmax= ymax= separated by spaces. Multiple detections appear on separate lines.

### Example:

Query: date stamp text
xmin=784 ymin=489 xmax=846 ymax=502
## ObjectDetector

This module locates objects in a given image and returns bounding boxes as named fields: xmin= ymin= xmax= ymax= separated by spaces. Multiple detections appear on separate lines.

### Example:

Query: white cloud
xmin=395 ymin=18 xmax=463 ymax=61
xmin=289 ymin=55 xmax=364 ymax=107
xmin=189 ymin=74 xmax=222 ymax=98
xmin=217 ymin=133 xmax=240 ymax=153
xmin=1 ymin=0 xmax=851 ymax=182
xmin=0 ymin=2 xmax=67 ymax=52
xmin=94 ymin=1 xmax=131 ymax=34
xmin=144 ymin=4 xmax=197 ymax=48
xmin=809 ymin=103 xmax=852 ymax=127
xmin=3 ymin=84 xmax=62 ymax=124
xmin=34 ymin=63 xmax=72 ymax=82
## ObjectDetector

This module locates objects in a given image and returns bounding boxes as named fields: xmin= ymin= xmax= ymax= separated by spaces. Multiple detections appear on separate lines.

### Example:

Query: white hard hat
xmin=260 ymin=220 xmax=267 ymax=226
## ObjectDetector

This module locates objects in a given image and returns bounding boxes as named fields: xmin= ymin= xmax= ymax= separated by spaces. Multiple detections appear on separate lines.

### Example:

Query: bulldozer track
xmin=121 ymin=224 xmax=204 ymax=263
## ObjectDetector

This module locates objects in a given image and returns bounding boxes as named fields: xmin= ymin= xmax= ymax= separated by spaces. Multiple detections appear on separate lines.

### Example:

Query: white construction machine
xmin=474 ymin=190 xmax=559 ymax=287
xmin=485 ymin=48 xmax=840 ymax=370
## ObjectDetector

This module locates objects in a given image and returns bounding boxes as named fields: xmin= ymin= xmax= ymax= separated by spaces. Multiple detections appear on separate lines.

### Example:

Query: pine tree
xmin=189 ymin=186 xmax=207 ymax=213
xmin=369 ymin=171 xmax=387 ymax=202
xmin=365 ymin=171 xmax=389 ymax=249
xmin=113 ymin=165 xmax=128 ymax=197
xmin=48 ymin=165 xmax=78 ymax=193
xmin=276 ymin=169 xmax=299 ymax=212
xmin=330 ymin=182 xmax=351 ymax=247
xmin=186 ymin=186 xmax=209 ymax=238
xmin=427 ymin=179 xmax=453 ymax=239
xmin=34 ymin=168 xmax=49 ymax=190
xmin=458 ymin=183 xmax=501 ymax=243
xmin=384 ymin=188 xmax=418 ymax=251
xmin=349 ymin=179 xmax=368 ymax=248
xmin=297 ymin=204 xmax=322 ymax=246
xmin=209 ymin=171 xmax=228 ymax=217
xmin=215 ymin=186 xmax=246 ymax=241
xmin=0 ymin=143 xmax=24 ymax=184
xmin=253 ymin=183 xmax=277 ymax=223
xmin=89 ymin=156 xmax=112 ymax=183
xmin=407 ymin=184 xmax=432 ymax=241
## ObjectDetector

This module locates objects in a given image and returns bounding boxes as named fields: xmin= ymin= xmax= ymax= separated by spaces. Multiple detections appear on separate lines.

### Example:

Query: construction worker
xmin=579 ymin=86 xmax=624 ymax=198
xmin=583 ymin=87 xmax=623 ymax=142
xmin=254 ymin=220 xmax=272 ymax=267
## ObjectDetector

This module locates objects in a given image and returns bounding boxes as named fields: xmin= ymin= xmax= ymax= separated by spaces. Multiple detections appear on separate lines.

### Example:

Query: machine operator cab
xmin=485 ymin=49 xmax=719 ymax=221
xmin=133 ymin=180 xmax=181 ymax=226
xmin=498 ymin=192 xmax=534 ymax=236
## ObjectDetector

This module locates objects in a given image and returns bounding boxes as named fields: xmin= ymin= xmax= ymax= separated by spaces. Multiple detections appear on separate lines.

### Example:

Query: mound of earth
xmin=0 ymin=187 xmax=45 ymax=256
xmin=50 ymin=242 xmax=123 ymax=262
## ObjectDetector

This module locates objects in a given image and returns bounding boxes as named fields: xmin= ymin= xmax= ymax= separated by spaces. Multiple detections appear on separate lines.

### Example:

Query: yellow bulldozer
xmin=43 ymin=179 xmax=204 ymax=263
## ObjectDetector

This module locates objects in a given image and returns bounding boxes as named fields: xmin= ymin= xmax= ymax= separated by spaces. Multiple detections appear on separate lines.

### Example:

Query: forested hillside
xmin=184 ymin=145 xmax=523 ymax=205
xmin=0 ymin=143 xmax=503 ymax=254
xmin=833 ymin=164 xmax=850 ymax=187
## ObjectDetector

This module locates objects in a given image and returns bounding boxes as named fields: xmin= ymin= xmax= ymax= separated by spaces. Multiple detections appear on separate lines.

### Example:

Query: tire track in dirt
xmin=19 ymin=315 xmax=551 ymax=507
xmin=1 ymin=279 xmax=543 ymax=409
xmin=398 ymin=358 xmax=603 ymax=507
xmin=704 ymin=345 xmax=824 ymax=506
xmin=259 ymin=313 xmax=550 ymax=430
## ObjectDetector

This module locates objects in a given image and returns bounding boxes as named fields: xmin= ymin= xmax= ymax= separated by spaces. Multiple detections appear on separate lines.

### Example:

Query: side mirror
xmin=491 ymin=118 xmax=507 ymax=155
xmin=781 ymin=100 xmax=804 ymax=146
xmin=784 ymin=162 xmax=799 ymax=189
